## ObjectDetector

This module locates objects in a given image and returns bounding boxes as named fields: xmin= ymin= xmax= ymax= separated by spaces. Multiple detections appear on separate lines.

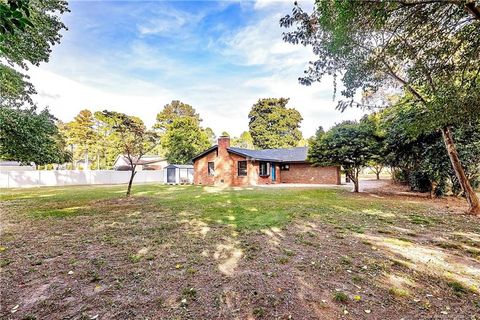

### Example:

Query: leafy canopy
xmin=1 ymin=0 xmax=68 ymax=108
xmin=281 ymin=0 xmax=480 ymax=129
xmin=309 ymin=117 xmax=383 ymax=191
xmin=232 ymin=131 xmax=254 ymax=149
xmin=248 ymin=98 xmax=303 ymax=149
xmin=161 ymin=117 xmax=211 ymax=164
xmin=154 ymin=100 xmax=201 ymax=132
xmin=64 ymin=109 xmax=98 ymax=160
xmin=0 ymin=107 xmax=70 ymax=165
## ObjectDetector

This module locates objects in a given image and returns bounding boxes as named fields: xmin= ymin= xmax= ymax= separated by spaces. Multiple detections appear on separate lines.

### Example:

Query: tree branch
xmin=465 ymin=1 xmax=480 ymax=20
xmin=382 ymin=62 xmax=428 ymax=105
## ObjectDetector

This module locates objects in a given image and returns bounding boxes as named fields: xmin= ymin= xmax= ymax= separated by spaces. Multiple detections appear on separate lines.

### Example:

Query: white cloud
xmin=137 ymin=8 xmax=206 ymax=36
xmin=29 ymin=67 xmax=175 ymax=127
xmin=221 ymin=12 xmax=313 ymax=68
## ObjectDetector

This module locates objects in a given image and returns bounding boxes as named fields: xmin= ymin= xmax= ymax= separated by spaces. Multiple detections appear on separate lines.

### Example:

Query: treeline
xmin=56 ymin=97 xmax=306 ymax=169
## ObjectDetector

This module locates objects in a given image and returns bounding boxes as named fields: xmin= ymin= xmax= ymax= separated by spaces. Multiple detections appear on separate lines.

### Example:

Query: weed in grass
xmin=377 ymin=229 xmax=393 ymax=235
xmin=340 ymin=256 xmax=352 ymax=266
xmin=182 ymin=287 xmax=197 ymax=300
xmin=253 ymin=307 xmax=265 ymax=317
xmin=91 ymin=258 xmax=106 ymax=267
xmin=389 ymin=287 xmax=409 ymax=298
xmin=408 ymin=215 xmax=432 ymax=225
xmin=78 ymin=313 xmax=91 ymax=320
xmin=155 ymin=297 xmax=164 ymax=308
xmin=30 ymin=259 xmax=42 ymax=266
xmin=447 ymin=281 xmax=468 ymax=295
xmin=186 ymin=267 xmax=197 ymax=274
xmin=333 ymin=291 xmax=349 ymax=302
xmin=283 ymin=248 xmax=295 ymax=256
xmin=436 ymin=242 xmax=461 ymax=250
xmin=0 ymin=259 xmax=12 ymax=267
xmin=465 ymin=248 xmax=480 ymax=258
xmin=146 ymin=255 xmax=155 ymax=261
xmin=345 ymin=224 xmax=364 ymax=234
xmin=352 ymin=275 xmax=363 ymax=283
xmin=277 ymin=256 xmax=290 ymax=264
xmin=242 ymin=241 xmax=260 ymax=260
xmin=89 ymin=270 xmax=102 ymax=282
xmin=128 ymin=254 xmax=142 ymax=263
xmin=391 ymin=259 xmax=409 ymax=268
xmin=22 ymin=315 xmax=37 ymax=320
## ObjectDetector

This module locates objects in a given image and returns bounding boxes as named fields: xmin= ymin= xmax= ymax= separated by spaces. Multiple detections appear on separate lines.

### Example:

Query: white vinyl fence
xmin=0 ymin=170 xmax=165 ymax=189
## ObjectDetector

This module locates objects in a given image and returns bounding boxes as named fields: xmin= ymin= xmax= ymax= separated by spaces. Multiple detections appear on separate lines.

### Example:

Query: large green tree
xmin=381 ymin=102 xmax=480 ymax=197
xmin=309 ymin=118 xmax=383 ymax=192
xmin=232 ymin=131 xmax=254 ymax=149
xmin=161 ymin=117 xmax=210 ymax=164
xmin=102 ymin=111 xmax=158 ymax=196
xmin=155 ymin=100 xmax=211 ymax=163
xmin=281 ymin=0 xmax=480 ymax=214
xmin=0 ymin=107 xmax=70 ymax=165
xmin=0 ymin=0 xmax=69 ymax=165
xmin=1 ymin=0 xmax=68 ymax=107
xmin=248 ymin=98 xmax=303 ymax=149
xmin=204 ymin=127 xmax=216 ymax=146
xmin=154 ymin=100 xmax=201 ymax=132
xmin=92 ymin=111 xmax=123 ymax=169
xmin=65 ymin=110 xmax=97 ymax=169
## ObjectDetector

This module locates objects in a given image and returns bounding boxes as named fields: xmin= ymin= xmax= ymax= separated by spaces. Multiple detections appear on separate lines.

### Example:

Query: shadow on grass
xmin=356 ymin=233 xmax=480 ymax=294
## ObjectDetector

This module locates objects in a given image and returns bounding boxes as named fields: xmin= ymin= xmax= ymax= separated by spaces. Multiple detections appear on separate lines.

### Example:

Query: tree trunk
xmin=348 ymin=168 xmax=360 ymax=193
xmin=353 ymin=169 xmax=359 ymax=192
xmin=441 ymin=127 xmax=480 ymax=215
xmin=126 ymin=168 xmax=136 ymax=197
xmin=376 ymin=172 xmax=380 ymax=180
xmin=84 ymin=151 xmax=89 ymax=171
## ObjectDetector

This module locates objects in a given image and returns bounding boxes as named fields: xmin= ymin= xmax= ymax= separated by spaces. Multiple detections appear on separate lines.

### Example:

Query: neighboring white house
xmin=113 ymin=155 xmax=168 ymax=171
xmin=0 ymin=161 xmax=36 ymax=171
xmin=164 ymin=164 xmax=194 ymax=184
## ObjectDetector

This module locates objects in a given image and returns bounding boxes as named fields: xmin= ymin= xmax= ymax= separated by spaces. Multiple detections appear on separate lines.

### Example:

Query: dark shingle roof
xmin=228 ymin=147 xmax=308 ymax=162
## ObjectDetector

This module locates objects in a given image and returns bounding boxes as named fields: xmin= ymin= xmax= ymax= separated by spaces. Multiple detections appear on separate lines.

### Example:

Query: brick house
xmin=192 ymin=136 xmax=341 ymax=186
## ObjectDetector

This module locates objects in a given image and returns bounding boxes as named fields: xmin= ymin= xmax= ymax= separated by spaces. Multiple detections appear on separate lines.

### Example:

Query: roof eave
xmin=191 ymin=145 xmax=218 ymax=162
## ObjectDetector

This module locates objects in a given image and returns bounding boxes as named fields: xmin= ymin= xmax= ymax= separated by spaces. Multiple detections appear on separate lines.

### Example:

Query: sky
xmin=29 ymin=0 xmax=366 ymax=138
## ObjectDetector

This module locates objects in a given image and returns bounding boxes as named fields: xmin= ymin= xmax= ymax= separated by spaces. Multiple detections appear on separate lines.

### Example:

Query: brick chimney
xmin=218 ymin=136 xmax=230 ymax=150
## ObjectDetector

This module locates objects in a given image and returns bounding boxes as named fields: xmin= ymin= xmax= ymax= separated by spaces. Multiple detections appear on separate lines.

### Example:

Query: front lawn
xmin=1 ymin=184 xmax=479 ymax=319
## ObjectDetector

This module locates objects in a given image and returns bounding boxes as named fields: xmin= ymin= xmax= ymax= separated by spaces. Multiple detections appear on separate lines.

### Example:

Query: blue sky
xmin=30 ymin=0 xmax=365 ymax=137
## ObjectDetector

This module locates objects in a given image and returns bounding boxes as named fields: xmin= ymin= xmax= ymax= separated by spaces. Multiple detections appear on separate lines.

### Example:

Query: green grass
xmin=2 ymin=183 xmax=480 ymax=318
xmin=0 ymin=184 xmax=431 ymax=230
xmin=333 ymin=291 xmax=349 ymax=302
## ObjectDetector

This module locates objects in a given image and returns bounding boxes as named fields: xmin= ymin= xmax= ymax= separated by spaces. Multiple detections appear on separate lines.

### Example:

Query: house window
xmin=208 ymin=162 xmax=215 ymax=176
xmin=238 ymin=161 xmax=247 ymax=176
xmin=259 ymin=162 xmax=270 ymax=176
xmin=280 ymin=164 xmax=290 ymax=171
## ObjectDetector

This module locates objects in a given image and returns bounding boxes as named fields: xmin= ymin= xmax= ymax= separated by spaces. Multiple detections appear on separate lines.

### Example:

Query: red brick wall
xmin=194 ymin=137 xmax=339 ymax=186
xmin=193 ymin=149 xmax=217 ymax=185
xmin=193 ymin=150 xmax=279 ymax=186
xmin=280 ymin=163 xmax=340 ymax=184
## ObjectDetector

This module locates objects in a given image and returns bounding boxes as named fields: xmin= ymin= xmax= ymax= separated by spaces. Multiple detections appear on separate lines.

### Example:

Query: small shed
xmin=164 ymin=164 xmax=194 ymax=184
